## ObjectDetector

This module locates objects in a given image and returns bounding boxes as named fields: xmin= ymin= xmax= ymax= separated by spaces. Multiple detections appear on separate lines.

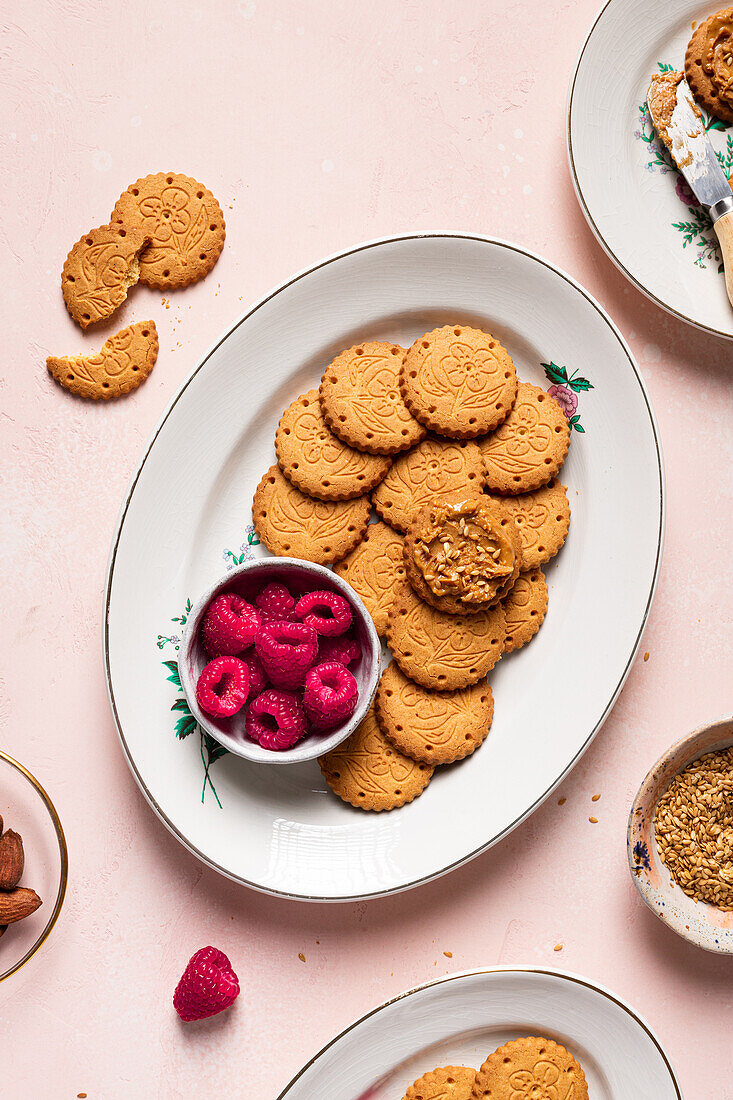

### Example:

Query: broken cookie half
xmin=61 ymin=223 xmax=150 ymax=330
xmin=47 ymin=320 xmax=158 ymax=400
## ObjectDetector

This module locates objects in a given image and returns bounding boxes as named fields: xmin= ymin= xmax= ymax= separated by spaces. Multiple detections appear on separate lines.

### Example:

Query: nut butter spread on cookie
xmin=410 ymin=498 xmax=515 ymax=605
xmin=703 ymin=9 xmax=733 ymax=108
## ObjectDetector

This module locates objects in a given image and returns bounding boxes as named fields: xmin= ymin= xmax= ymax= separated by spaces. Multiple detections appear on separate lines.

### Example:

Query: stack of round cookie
xmin=251 ymin=325 xmax=573 ymax=812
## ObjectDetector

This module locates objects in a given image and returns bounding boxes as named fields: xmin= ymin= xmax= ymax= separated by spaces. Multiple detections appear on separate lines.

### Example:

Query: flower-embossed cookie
xmin=111 ymin=173 xmax=225 ymax=289
xmin=320 ymin=342 xmax=426 ymax=455
xmin=373 ymin=437 xmax=485 ymax=533
xmin=62 ymin=223 xmax=150 ymax=329
xmin=402 ymin=1065 xmax=478 ymax=1100
xmin=275 ymin=389 xmax=391 ymax=501
xmin=489 ymin=481 xmax=570 ymax=568
xmin=472 ymin=1036 xmax=588 ymax=1100
xmin=685 ymin=9 xmax=733 ymax=124
xmin=503 ymin=568 xmax=548 ymax=654
xmin=46 ymin=321 xmax=158 ymax=400
xmin=319 ymin=704 xmax=434 ymax=811
xmin=376 ymin=661 xmax=493 ymax=765
xmin=252 ymin=465 xmax=370 ymax=565
xmin=403 ymin=496 xmax=522 ymax=615
xmin=386 ymin=584 xmax=505 ymax=690
xmin=334 ymin=522 xmax=405 ymax=636
xmin=479 ymin=383 xmax=570 ymax=495
xmin=400 ymin=325 xmax=517 ymax=439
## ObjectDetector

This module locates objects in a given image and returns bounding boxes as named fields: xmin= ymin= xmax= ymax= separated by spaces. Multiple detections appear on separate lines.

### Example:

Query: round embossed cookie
xmin=479 ymin=382 xmax=570 ymax=495
xmin=503 ymin=568 xmax=548 ymax=654
xmin=472 ymin=1036 xmax=588 ymax=1100
xmin=275 ymin=389 xmax=391 ymax=501
xmin=489 ymin=481 xmax=570 ymax=568
xmin=373 ymin=437 xmax=486 ymax=533
xmin=403 ymin=495 xmax=523 ymax=615
xmin=320 ymin=342 xmax=426 ymax=455
xmin=386 ymin=584 xmax=505 ymax=691
xmin=685 ymin=9 xmax=733 ymax=124
xmin=111 ymin=173 xmax=226 ymax=289
xmin=402 ymin=1065 xmax=477 ymax=1100
xmin=62 ymin=223 xmax=150 ymax=329
xmin=319 ymin=704 xmax=434 ymax=811
xmin=252 ymin=465 xmax=370 ymax=565
xmin=334 ymin=522 xmax=405 ymax=636
xmin=400 ymin=325 xmax=517 ymax=439
xmin=376 ymin=661 xmax=493 ymax=765
xmin=46 ymin=321 xmax=158 ymax=400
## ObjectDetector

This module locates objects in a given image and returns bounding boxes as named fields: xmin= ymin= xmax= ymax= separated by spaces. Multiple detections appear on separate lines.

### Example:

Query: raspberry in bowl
xmin=178 ymin=559 xmax=380 ymax=763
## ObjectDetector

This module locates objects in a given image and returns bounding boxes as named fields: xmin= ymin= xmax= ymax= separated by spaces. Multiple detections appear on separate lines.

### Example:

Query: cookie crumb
xmin=591 ymin=793 xmax=601 ymax=802
xmin=298 ymin=952 xmax=306 ymax=963
xmin=443 ymin=950 xmax=453 ymax=957
xmin=589 ymin=816 xmax=598 ymax=824
xmin=553 ymin=944 xmax=563 ymax=952
xmin=643 ymin=651 xmax=650 ymax=661
xmin=558 ymin=797 xmax=566 ymax=805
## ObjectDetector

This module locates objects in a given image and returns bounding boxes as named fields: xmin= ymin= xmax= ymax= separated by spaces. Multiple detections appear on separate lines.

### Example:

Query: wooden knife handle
xmin=714 ymin=210 xmax=733 ymax=308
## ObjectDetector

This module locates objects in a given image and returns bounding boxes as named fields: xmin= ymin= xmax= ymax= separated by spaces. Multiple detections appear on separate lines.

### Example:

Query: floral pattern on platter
xmin=632 ymin=839 xmax=652 ymax=876
xmin=635 ymin=62 xmax=733 ymax=271
xmin=157 ymin=524 xmax=262 ymax=807
xmin=542 ymin=362 xmax=593 ymax=433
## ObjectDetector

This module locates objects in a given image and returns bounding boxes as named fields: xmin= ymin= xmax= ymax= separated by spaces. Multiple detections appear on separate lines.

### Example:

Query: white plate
xmin=569 ymin=0 xmax=733 ymax=338
xmin=104 ymin=233 xmax=663 ymax=901
xmin=277 ymin=967 xmax=681 ymax=1098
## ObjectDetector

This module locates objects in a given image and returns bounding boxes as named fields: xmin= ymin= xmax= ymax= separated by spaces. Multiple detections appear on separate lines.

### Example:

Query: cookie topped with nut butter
xmin=403 ymin=495 xmax=522 ymax=615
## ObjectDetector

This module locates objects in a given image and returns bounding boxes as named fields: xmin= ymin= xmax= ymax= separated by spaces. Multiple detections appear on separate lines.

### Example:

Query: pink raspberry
xmin=243 ymin=651 xmax=268 ymax=697
xmin=255 ymin=620 xmax=318 ymax=689
xmin=303 ymin=661 xmax=358 ymax=730
xmin=295 ymin=589 xmax=353 ymax=637
xmin=202 ymin=593 xmax=260 ymax=657
xmin=196 ymin=656 xmax=249 ymax=717
xmin=173 ymin=946 xmax=240 ymax=1022
xmin=255 ymin=581 xmax=297 ymax=623
xmin=245 ymin=689 xmax=307 ymax=750
xmin=318 ymin=634 xmax=362 ymax=667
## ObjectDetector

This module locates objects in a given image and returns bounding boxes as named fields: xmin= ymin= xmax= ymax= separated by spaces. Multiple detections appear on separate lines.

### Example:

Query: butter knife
xmin=647 ymin=73 xmax=733 ymax=307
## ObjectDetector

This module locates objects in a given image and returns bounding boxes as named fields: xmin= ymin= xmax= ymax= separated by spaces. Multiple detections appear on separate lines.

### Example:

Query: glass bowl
xmin=0 ymin=751 xmax=68 ymax=981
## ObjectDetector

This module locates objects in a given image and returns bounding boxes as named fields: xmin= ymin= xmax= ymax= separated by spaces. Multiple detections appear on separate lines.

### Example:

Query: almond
xmin=0 ymin=887 xmax=42 ymax=924
xmin=0 ymin=830 xmax=24 ymax=890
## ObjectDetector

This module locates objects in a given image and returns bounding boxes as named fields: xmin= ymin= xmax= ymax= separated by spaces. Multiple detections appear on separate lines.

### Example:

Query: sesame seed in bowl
xmin=628 ymin=715 xmax=733 ymax=954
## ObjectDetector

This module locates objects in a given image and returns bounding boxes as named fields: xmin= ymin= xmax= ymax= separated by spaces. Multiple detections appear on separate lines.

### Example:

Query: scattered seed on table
xmin=644 ymin=652 xmax=650 ymax=661
xmin=558 ymin=797 xmax=566 ymax=806
xmin=554 ymin=944 xmax=563 ymax=952
xmin=592 ymin=793 xmax=601 ymax=802
xmin=298 ymin=953 xmax=306 ymax=963
xmin=589 ymin=816 xmax=598 ymax=824
xmin=444 ymin=951 xmax=453 ymax=958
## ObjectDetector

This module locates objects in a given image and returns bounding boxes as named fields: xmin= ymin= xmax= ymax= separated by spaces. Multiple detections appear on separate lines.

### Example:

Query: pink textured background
xmin=2 ymin=1 xmax=732 ymax=1097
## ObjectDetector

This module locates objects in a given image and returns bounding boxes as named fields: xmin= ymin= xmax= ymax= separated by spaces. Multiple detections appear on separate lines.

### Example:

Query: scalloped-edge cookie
xmin=320 ymin=341 xmax=426 ymax=455
xmin=503 ymin=568 xmax=548 ymax=654
xmin=252 ymin=465 xmax=370 ymax=565
xmin=334 ymin=521 xmax=405 ymax=636
xmin=319 ymin=704 xmax=434 ymax=812
xmin=373 ymin=436 xmax=486 ymax=533
xmin=472 ymin=1036 xmax=588 ymax=1099
xmin=376 ymin=661 xmax=493 ymax=765
xmin=685 ymin=9 xmax=733 ymax=124
xmin=62 ymin=223 xmax=150 ymax=329
xmin=46 ymin=320 xmax=158 ymax=400
xmin=401 ymin=324 xmax=517 ymax=438
xmin=479 ymin=382 xmax=570 ymax=495
xmin=111 ymin=172 xmax=226 ymax=289
xmin=402 ymin=1065 xmax=477 ymax=1100
xmin=276 ymin=389 xmax=391 ymax=501
xmin=488 ymin=480 xmax=570 ymax=568
xmin=386 ymin=583 xmax=505 ymax=691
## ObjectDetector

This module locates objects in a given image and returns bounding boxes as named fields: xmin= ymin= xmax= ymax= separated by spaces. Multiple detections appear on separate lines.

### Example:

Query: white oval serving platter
xmin=105 ymin=233 xmax=663 ymax=901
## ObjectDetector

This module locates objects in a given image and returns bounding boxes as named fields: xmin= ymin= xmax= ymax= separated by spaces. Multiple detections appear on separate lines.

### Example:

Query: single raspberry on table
xmin=255 ymin=581 xmax=296 ymax=623
xmin=255 ymin=620 xmax=318 ymax=689
xmin=303 ymin=661 xmax=358 ymax=730
xmin=173 ymin=946 xmax=240 ymax=1022
xmin=201 ymin=593 xmax=260 ymax=657
xmin=245 ymin=689 xmax=307 ymax=750
xmin=318 ymin=634 xmax=362 ymax=667
xmin=196 ymin=656 xmax=249 ymax=718
xmin=294 ymin=589 xmax=353 ymax=637
xmin=243 ymin=651 xmax=268 ymax=697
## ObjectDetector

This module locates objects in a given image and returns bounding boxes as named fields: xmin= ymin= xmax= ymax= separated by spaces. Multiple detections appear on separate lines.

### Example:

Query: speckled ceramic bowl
xmin=628 ymin=714 xmax=733 ymax=954
xmin=179 ymin=558 xmax=380 ymax=765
